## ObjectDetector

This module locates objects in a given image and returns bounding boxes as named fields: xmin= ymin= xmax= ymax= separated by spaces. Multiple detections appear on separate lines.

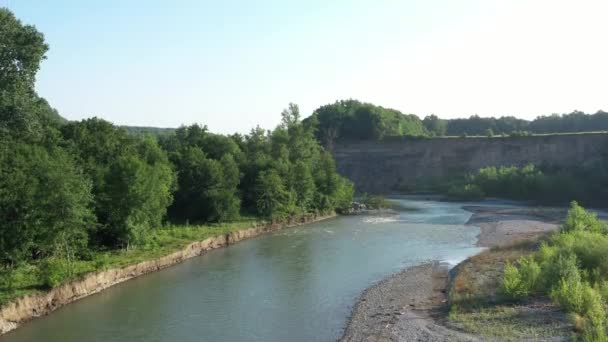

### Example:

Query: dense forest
xmin=0 ymin=9 xmax=352 ymax=292
xmin=304 ymin=100 xmax=608 ymax=147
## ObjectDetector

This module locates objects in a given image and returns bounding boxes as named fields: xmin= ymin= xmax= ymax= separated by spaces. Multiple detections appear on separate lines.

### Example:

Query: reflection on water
xmin=1 ymin=198 xmax=484 ymax=342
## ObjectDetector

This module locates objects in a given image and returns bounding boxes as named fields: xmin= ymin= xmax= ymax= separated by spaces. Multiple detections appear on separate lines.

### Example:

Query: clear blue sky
xmin=6 ymin=0 xmax=608 ymax=133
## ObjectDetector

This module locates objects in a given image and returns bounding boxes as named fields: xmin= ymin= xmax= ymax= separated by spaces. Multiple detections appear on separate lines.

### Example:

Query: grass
xmin=447 ymin=239 xmax=571 ymax=339
xmin=448 ymin=304 xmax=569 ymax=340
xmin=0 ymin=217 xmax=260 ymax=306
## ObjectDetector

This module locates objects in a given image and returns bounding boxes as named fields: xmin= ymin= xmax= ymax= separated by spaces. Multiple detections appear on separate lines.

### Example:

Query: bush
xmin=500 ymin=262 xmax=525 ymax=299
xmin=580 ymin=286 xmax=606 ymax=341
xmin=562 ymin=201 xmax=607 ymax=234
xmin=501 ymin=203 xmax=608 ymax=340
xmin=446 ymin=183 xmax=485 ymax=201
xmin=550 ymin=277 xmax=586 ymax=313
xmin=39 ymin=258 xmax=68 ymax=288
xmin=360 ymin=194 xmax=391 ymax=209
xmin=500 ymin=257 xmax=540 ymax=299
xmin=538 ymin=252 xmax=581 ymax=291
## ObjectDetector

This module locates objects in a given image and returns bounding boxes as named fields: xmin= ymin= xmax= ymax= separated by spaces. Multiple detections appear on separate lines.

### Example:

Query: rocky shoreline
xmin=0 ymin=213 xmax=336 ymax=335
xmin=340 ymin=204 xmax=563 ymax=342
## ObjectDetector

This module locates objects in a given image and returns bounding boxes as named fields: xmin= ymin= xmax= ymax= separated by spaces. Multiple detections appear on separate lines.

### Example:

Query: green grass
xmin=448 ymin=304 xmax=569 ymax=340
xmin=0 ymin=218 xmax=260 ymax=306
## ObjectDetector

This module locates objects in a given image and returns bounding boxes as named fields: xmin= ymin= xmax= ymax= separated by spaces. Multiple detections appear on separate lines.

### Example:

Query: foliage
xmin=303 ymin=99 xmax=427 ymax=147
xmin=446 ymin=183 xmax=485 ymax=201
xmin=161 ymin=104 xmax=353 ymax=221
xmin=0 ymin=9 xmax=355 ymax=301
xmin=562 ymin=201 xmax=608 ymax=234
xmin=255 ymin=169 xmax=294 ymax=218
xmin=422 ymin=114 xmax=447 ymax=136
xmin=0 ymin=140 xmax=93 ymax=265
xmin=303 ymin=99 xmax=608 ymax=141
xmin=359 ymin=194 xmax=391 ymax=209
xmin=500 ymin=203 xmax=608 ymax=340
xmin=39 ymin=258 xmax=69 ymax=288
xmin=61 ymin=119 xmax=176 ymax=248
xmin=500 ymin=257 xmax=540 ymax=299
xmin=450 ymin=164 xmax=608 ymax=206
xmin=0 ymin=8 xmax=48 ymax=90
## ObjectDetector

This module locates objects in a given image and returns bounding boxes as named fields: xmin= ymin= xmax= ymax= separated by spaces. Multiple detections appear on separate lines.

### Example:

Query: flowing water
xmin=1 ymin=198 xmax=486 ymax=342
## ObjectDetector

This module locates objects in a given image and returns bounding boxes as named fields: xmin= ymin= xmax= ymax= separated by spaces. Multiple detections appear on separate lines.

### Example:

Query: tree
xmin=62 ymin=118 xmax=175 ymax=248
xmin=0 ymin=9 xmax=65 ymax=144
xmin=0 ymin=9 xmax=48 ymax=90
xmin=255 ymin=169 xmax=293 ymax=218
xmin=0 ymin=140 xmax=93 ymax=265
xmin=291 ymin=161 xmax=316 ymax=212
xmin=423 ymin=115 xmax=447 ymax=136
xmin=160 ymin=125 xmax=242 ymax=223
xmin=102 ymin=140 xmax=176 ymax=247
xmin=304 ymin=99 xmax=427 ymax=143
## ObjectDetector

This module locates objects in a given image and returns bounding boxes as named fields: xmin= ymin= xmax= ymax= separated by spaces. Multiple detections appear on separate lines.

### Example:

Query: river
xmin=1 ymin=198 xmax=485 ymax=342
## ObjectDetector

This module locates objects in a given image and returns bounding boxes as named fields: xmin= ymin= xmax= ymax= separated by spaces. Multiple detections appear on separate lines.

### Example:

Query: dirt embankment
xmin=340 ymin=205 xmax=563 ymax=342
xmin=0 ymin=213 xmax=335 ymax=335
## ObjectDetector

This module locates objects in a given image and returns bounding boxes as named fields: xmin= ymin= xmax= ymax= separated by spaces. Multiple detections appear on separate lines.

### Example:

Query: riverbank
xmin=0 ymin=212 xmax=335 ymax=335
xmin=341 ymin=204 xmax=564 ymax=341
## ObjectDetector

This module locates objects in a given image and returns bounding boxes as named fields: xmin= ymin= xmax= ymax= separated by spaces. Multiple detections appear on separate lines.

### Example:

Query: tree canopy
xmin=0 ymin=8 xmax=354 ymax=270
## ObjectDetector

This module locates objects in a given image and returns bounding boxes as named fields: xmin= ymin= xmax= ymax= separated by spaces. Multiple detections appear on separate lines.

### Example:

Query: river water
xmin=1 ymin=198 xmax=485 ymax=342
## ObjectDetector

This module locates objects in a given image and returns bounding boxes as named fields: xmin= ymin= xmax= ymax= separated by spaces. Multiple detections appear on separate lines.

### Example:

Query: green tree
xmin=0 ymin=9 xmax=48 ymax=90
xmin=0 ymin=140 xmax=93 ymax=265
xmin=423 ymin=114 xmax=447 ymax=136
xmin=291 ymin=161 xmax=316 ymax=212
xmin=255 ymin=169 xmax=293 ymax=218
xmin=61 ymin=118 xmax=175 ymax=248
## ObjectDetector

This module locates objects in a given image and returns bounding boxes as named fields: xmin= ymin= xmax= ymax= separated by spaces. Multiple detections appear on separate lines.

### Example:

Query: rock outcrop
xmin=332 ymin=133 xmax=608 ymax=193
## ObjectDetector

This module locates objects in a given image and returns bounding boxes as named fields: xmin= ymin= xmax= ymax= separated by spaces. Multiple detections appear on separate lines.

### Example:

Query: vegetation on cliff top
xmin=302 ymin=99 xmax=607 ymax=147
xmin=0 ymin=8 xmax=353 ymax=304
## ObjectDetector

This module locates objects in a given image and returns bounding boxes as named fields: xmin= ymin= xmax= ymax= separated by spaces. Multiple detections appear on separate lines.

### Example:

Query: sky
xmin=6 ymin=0 xmax=608 ymax=133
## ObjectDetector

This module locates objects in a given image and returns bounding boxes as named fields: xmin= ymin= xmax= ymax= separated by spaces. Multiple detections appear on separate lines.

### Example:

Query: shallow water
xmin=1 ymin=199 xmax=485 ymax=342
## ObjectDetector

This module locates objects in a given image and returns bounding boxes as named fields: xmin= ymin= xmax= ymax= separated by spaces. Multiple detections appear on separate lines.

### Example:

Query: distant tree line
xmin=425 ymin=111 xmax=608 ymax=137
xmin=304 ymin=100 xmax=608 ymax=146
xmin=0 ymin=9 xmax=353 ymax=270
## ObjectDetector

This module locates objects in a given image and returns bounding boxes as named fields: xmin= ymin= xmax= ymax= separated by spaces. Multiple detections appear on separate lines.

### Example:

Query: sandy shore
xmin=340 ymin=204 xmax=563 ymax=342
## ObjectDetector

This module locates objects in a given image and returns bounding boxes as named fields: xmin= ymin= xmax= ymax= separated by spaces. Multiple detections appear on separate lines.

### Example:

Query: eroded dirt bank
xmin=340 ymin=205 xmax=562 ymax=342
xmin=0 ymin=213 xmax=335 ymax=335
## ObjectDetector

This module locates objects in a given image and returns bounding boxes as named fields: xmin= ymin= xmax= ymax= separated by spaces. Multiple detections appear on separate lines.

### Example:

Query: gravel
xmin=339 ymin=205 xmax=563 ymax=342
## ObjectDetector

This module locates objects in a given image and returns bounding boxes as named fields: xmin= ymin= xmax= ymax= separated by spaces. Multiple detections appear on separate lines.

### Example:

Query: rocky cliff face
xmin=0 ymin=213 xmax=335 ymax=335
xmin=332 ymin=133 xmax=608 ymax=193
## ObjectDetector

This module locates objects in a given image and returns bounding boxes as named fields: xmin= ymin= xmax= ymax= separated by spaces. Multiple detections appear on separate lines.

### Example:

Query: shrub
xmin=361 ymin=195 xmax=391 ymax=209
xmin=518 ymin=256 xmax=541 ymax=293
xmin=562 ymin=201 xmax=607 ymax=234
xmin=501 ymin=203 xmax=608 ymax=340
xmin=538 ymin=252 xmax=581 ymax=291
xmin=39 ymin=258 xmax=68 ymax=288
xmin=550 ymin=277 xmax=585 ymax=313
xmin=500 ymin=262 xmax=526 ymax=299
xmin=446 ymin=183 xmax=485 ymax=201
xmin=580 ymin=286 xmax=606 ymax=340
xmin=500 ymin=257 xmax=541 ymax=299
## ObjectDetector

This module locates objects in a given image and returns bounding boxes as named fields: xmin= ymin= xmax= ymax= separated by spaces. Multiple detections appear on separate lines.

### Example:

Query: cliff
xmin=332 ymin=133 xmax=608 ymax=193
